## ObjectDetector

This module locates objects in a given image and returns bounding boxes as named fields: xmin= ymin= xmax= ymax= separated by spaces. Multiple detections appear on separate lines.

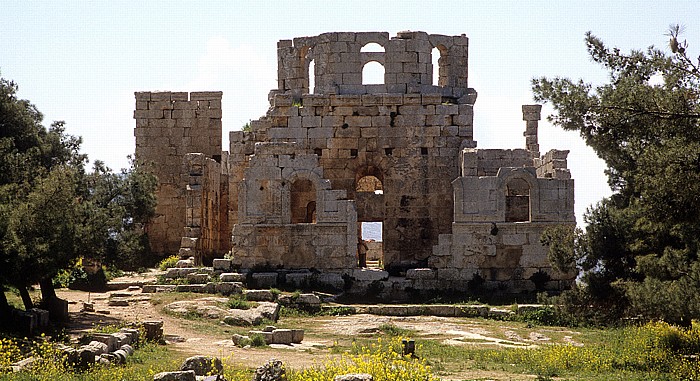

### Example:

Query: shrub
xmin=157 ymin=255 xmax=180 ymax=270
xmin=226 ymin=295 xmax=252 ymax=310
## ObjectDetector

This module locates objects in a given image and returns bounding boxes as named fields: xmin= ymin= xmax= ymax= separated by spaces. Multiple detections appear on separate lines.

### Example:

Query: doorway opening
xmin=360 ymin=221 xmax=383 ymax=268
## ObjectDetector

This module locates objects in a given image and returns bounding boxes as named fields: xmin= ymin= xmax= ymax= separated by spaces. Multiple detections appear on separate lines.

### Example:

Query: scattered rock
xmin=108 ymin=299 xmax=130 ymax=307
xmin=223 ymin=302 xmax=280 ymax=326
xmin=529 ymin=332 xmax=550 ymax=341
xmin=180 ymin=355 xmax=223 ymax=376
xmin=153 ymin=370 xmax=196 ymax=381
xmin=143 ymin=320 xmax=164 ymax=342
xmin=163 ymin=298 xmax=230 ymax=319
xmin=252 ymin=359 xmax=285 ymax=381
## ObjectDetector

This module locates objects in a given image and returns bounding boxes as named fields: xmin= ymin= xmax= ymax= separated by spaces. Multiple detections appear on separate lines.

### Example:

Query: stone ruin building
xmin=134 ymin=31 xmax=576 ymax=297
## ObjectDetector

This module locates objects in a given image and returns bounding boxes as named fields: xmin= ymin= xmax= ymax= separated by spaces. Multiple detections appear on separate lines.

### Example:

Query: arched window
xmin=356 ymin=175 xmax=383 ymax=194
xmin=308 ymin=59 xmax=315 ymax=94
xmin=505 ymin=178 xmax=530 ymax=222
xmin=431 ymin=45 xmax=447 ymax=87
xmin=362 ymin=62 xmax=385 ymax=85
xmin=291 ymin=179 xmax=316 ymax=223
xmin=360 ymin=43 xmax=385 ymax=52
xmin=431 ymin=47 xmax=440 ymax=86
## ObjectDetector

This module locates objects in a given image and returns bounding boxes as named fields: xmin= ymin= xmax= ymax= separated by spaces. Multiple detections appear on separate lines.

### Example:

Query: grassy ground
xmin=3 ymin=290 xmax=700 ymax=380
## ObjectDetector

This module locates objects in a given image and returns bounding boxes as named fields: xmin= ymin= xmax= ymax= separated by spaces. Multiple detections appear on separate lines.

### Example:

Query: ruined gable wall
xmin=429 ymin=107 xmax=576 ymax=292
xmin=134 ymin=91 xmax=223 ymax=255
xmin=231 ymin=143 xmax=357 ymax=271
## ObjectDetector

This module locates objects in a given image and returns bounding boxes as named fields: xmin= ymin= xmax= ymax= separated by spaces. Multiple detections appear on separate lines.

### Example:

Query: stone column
xmin=522 ymin=105 xmax=542 ymax=159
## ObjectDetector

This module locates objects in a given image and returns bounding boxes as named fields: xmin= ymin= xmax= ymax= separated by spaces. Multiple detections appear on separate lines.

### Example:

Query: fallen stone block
xmin=251 ymin=272 xmax=278 ymax=288
xmin=213 ymin=258 xmax=232 ymax=271
xmin=87 ymin=341 xmax=109 ymax=355
xmin=215 ymin=282 xmax=243 ymax=296
xmin=406 ymin=268 xmax=436 ymax=280
xmin=291 ymin=329 xmax=304 ymax=343
xmin=231 ymin=334 xmax=250 ymax=346
xmin=219 ymin=272 xmax=246 ymax=282
xmin=180 ymin=355 xmax=223 ymax=376
xmin=271 ymin=329 xmax=294 ymax=345
xmin=244 ymin=289 xmax=275 ymax=301
xmin=91 ymin=333 xmax=118 ymax=352
xmin=108 ymin=298 xmax=130 ymax=307
xmin=143 ymin=320 xmax=164 ymax=342
xmin=186 ymin=273 xmax=210 ymax=284
xmin=142 ymin=285 xmax=177 ymax=293
xmin=176 ymin=284 xmax=205 ymax=293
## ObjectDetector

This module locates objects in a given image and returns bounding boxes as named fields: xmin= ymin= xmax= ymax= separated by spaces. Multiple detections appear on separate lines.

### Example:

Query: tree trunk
xmin=17 ymin=285 xmax=33 ymax=310
xmin=39 ymin=278 xmax=56 ymax=302
xmin=0 ymin=287 xmax=10 ymax=321
xmin=39 ymin=277 xmax=69 ymax=322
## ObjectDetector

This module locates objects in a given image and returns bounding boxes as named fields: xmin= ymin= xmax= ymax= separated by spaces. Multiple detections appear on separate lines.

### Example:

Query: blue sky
xmin=2 ymin=1 xmax=698 ymax=225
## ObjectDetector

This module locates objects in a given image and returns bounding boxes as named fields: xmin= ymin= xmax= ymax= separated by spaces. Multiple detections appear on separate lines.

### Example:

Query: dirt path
xmin=53 ymin=272 xmax=574 ymax=380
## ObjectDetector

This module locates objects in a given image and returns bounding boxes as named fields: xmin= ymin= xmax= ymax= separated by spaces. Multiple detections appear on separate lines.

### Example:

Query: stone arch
xmin=497 ymin=169 xmax=538 ymax=222
xmin=356 ymin=175 xmax=383 ymax=194
xmin=360 ymin=42 xmax=385 ymax=52
xmin=290 ymin=178 xmax=316 ymax=223
xmin=283 ymin=169 xmax=327 ymax=224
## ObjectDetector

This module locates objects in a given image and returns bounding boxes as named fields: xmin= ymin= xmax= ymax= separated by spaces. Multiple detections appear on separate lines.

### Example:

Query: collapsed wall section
xmin=134 ymin=91 xmax=223 ymax=255
xmin=179 ymin=153 xmax=229 ymax=264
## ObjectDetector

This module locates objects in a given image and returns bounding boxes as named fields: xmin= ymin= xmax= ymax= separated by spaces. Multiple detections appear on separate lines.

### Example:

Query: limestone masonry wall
xmin=135 ymin=31 xmax=576 ymax=294
xmin=134 ymin=91 xmax=223 ymax=255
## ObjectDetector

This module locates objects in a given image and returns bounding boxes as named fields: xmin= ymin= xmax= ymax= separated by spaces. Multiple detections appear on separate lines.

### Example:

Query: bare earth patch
xmin=52 ymin=272 xmax=577 ymax=380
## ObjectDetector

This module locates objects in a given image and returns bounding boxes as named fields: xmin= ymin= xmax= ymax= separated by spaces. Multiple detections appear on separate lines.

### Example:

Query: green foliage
xmin=485 ymin=321 xmax=700 ymax=379
xmin=532 ymin=26 xmax=700 ymax=325
xmin=378 ymin=323 xmax=414 ymax=336
xmin=157 ymin=255 xmax=180 ymax=270
xmin=241 ymin=120 xmax=252 ymax=132
xmin=226 ymin=295 xmax=252 ymax=310
xmin=249 ymin=333 xmax=267 ymax=347
xmin=289 ymin=337 xmax=439 ymax=381
xmin=0 ymin=73 xmax=157 ymax=312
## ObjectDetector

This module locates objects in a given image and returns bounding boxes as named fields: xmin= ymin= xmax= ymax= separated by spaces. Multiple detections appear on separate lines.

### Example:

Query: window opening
xmin=432 ymin=47 xmax=440 ymax=86
xmin=291 ymin=179 xmax=316 ymax=223
xmin=360 ymin=43 xmax=385 ymax=52
xmin=505 ymin=178 xmax=530 ymax=222
xmin=362 ymin=61 xmax=385 ymax=85
xmin=308 ymin=59 xmax=315 ymax=94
